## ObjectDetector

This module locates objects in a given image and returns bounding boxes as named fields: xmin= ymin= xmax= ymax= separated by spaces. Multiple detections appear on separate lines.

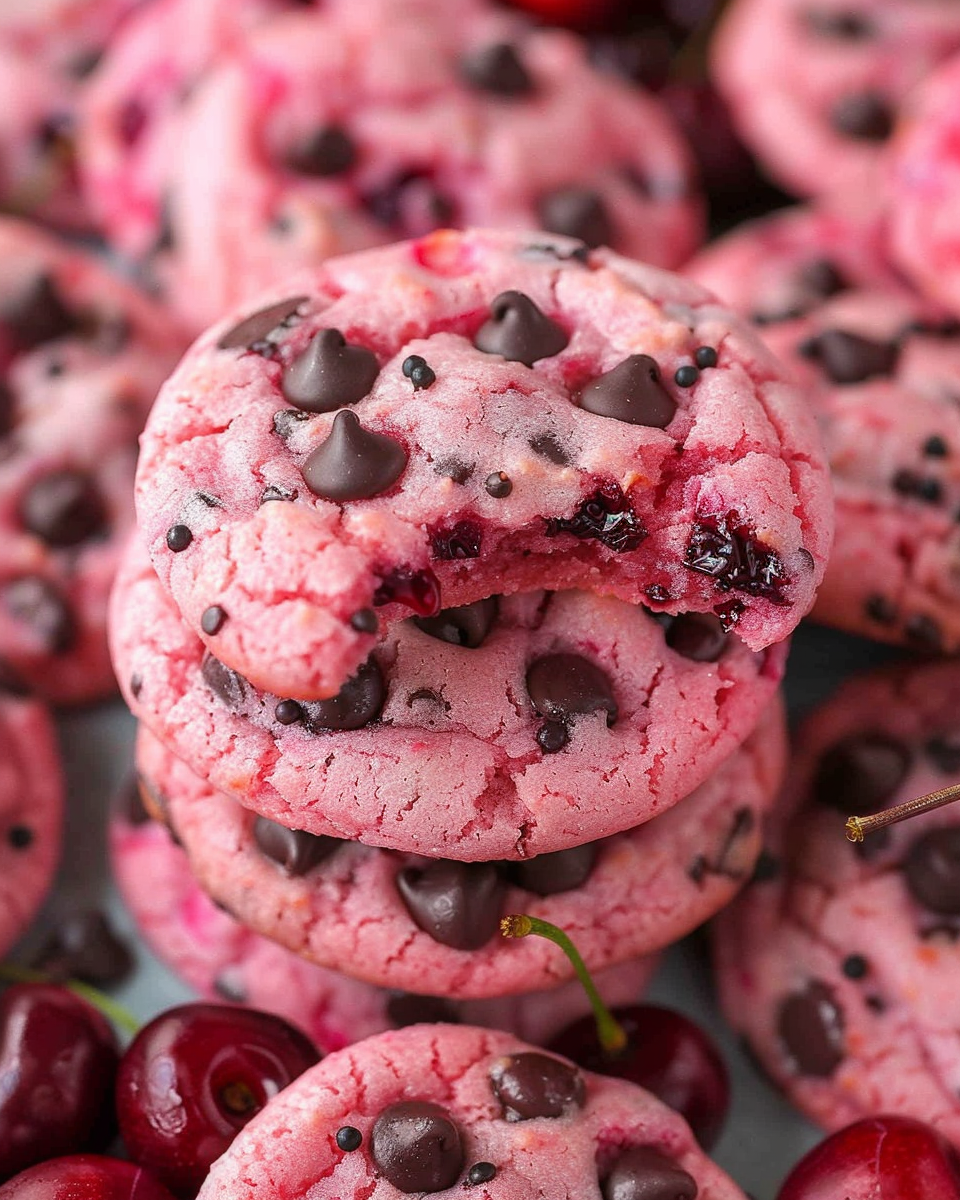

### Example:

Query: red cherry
xmin=778 ymin=1116 xmax=960 ymax=1200
xmin=547 ymin=1004 xmax=729 ymax=1149
xmin=500 ymin=0 xmax=626 ymax=32
xmin=116 ymin=1004 xmax=321 ymax=1197
xmin=0 ymin=1157 xmax=175 ymax=1200
xmin=0 ymin=984 xmax=119 ymax=1182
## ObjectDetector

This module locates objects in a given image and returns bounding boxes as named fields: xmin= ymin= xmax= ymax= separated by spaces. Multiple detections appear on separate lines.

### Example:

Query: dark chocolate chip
xmin=484 ymin=471 xmax=512 ymax=498
xmin=892 ymin=469 xmax=943 ymax=505
xmin=905 ymin=612 xmax=944 ymax=651
xmin=526 ymin=653 xmax=618 ymax=725
xmin=396 ymin=860 xmax=504 ymax=949
xmin=19 ymin=469 xmax=107 ymax=547
xmin=371 ymin=1101 xmax=464 ymax=1194
xmin=460 ymin=42 xmax=534 ymax=96
xmin=253 ymin=816 xmax=340 ymax=876
xmin=664 ymin=612 xmax=727 ymax=662
xmin=694 ymin=346 xmax=718 ymax=369
xmin=926 ymin=736 xmax=960 ymax=775
xmin=536 ymin=719 xmax=569 ymax=753
xmin=261 ymin=484 xmax=298 ymax=503
xmin=924 ymin=435 xmax=949 ymax=459
xmin=903 ymin=828 xmax=960 ymax=914
xmin=7 ymin=825 xmax=34 ymax=850
xmin=577 ymin=355 xmax=676 ymax=428
xmin=830 ymin=92 xmax=893 ymax=141
xmin=386 ymin=993 xmax=461 ymax=1028
xmin=777 ymin=981 xmax=845 ymax=1077
xmin=751 ymin=850 xmax=780 ymax=883
xmin=274 ymin=699 xmax=303 ymax=725
xmin=336 ymin=1126 xmax=362 ymax=1152
xmin=217 ymin=297 xmax=307 ymax=351
xmin=538 ymin=187 xmax=613 ymax=250
xmin=601 ymin=1146 xmax=699 ymax=1200
xmin=467 ymin=1163 xmax=497 ymax=1186
xmin=674 ymin=365 xmax=699 ymax=388
xmin=201 ymin=605 xmax=227 ymax=635
xmin=865 ymin=593 xmax=897 ymax=625
xmin=474 ymin=291 xmax=568 ymax=367
xmin=528 ymin=431 xmax=570 ymax=465
xmin=490 ymin=1052 xmax=585 ymax=1121
xmin=3 ymin=576 xmax=75 ymax=653
xmin=285 ymin=125 xmax=356 ymax=176
xmin=166 ymin=524 xmax=193 ymax=552
xmin=506 ymin=843 xmax=597 ymax=896
xmin=201 ymin=653 xmax=247 ymax=708
xmin=33 ymin=910 xmax=133 ymax=988
xmin=3 ymin=274 xmax=78 ymax=352
xmin=804 ymin=9 xmax=876 ymax=39
xmin=282 ymin=329 xmax=380 ymax=413
xmin=813 ymin=733 xmax=911 ymax=815
xmin=301 ymin=657 xmax=386 ymax=731
xmin=842 ymin=954 xmax=869 ymax=980
xmin=413 ymin=597 xmax=499 ymax=649
xmin=350 ymin=608 xmax=379 ymax=634
xmin=301 ymin=410 xmax=407 ymax=501
xmin=402 ymin=355 xmax=436 ymax=391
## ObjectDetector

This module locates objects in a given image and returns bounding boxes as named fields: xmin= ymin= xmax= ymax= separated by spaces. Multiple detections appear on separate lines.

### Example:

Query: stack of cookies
xmin=109 ymin=226 xmax=833 ymax=1051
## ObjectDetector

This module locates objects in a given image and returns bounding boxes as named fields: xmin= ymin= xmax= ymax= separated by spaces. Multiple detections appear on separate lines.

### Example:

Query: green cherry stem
xmin=500 ymin=914 xmax=627 ymax=1054
xmin=0 ymin=962 xmax=140 ymax=1036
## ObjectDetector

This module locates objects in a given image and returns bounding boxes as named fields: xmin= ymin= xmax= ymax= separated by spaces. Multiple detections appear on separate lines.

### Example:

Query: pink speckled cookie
xmin=129 ymin=703 xmax=783 ymax=997
xmin=135 ymin=4 xmax=701 ymax=331
xmin=0 ymin=219 xmax=182 ymax=704
xmin=198 ymin=1024 xmax=746 ymax=1200
xmin=110 ymin=793 xmax=657 ymax=1052
xmin=711 ymin=0 xmax=960 ymax=200
xmin=688 ymin=204 xmax=960 ymax=654
xmin=134 ymin=228 xmax=830 ymax=704
xmin=112 ymin=534 xmax=787 ymax=860
xmin=0 ymin=680 xmax=62 ymax=957
xmin=715 ymin=660 xmax=960 ymax=1145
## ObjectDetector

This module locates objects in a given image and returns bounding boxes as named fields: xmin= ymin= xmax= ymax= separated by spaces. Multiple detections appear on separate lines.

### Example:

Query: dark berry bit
xmin=538 ymin=187 xmax=613 ymax=250
xmin=923 ymin=434 xmax=949 ymax=458
xmin=350 ymin=608 xmax=379 ymax=633
xmin=217 ymin=297 xmax=306 ymax=351
xmin=467 ymin=1163 xmax=497 ymax=1186
xmin=165 ymin=525 xmax=192 ymax=552
xmin=685 ymin=512 xmax=786 ymax=601
xmin=283 ymin=329 xmax=380 ymax=414
xmin=577 ymin=355 xmax=676 ymax=428
xmin=891 ymin=469 xmax=943 ymax=505
xmin=371 ymin=1102 xmax=463 ymax=1194
xmin=674 ymin=364 xmax=699 ymax=387
xmin=302 ymin=411 xmax=407 ymax=501
xmin=430 ymin=518 xmax=482 ymax=560
xmin=536 ymin=720 xmax=570 ymax=753
xmin=7 ymin=824 xmax=33 ymax=849
xmin=830 ymin=91 xmax=893 ymax=141
xmin=396 ymin=861 xmax=504 ymax=949
xmin=694 ymin=346 xmax=718 ymax=369
xmin=20 ymin=469 xmax=107 ymax=548
xmin=201 ymin=606 xmax=227 ymax=635
xmin=460 ymin=42 xmax=534 ymax=96
xmin=842 ymin=954 xmax=869 ymax=980
xmin=285 ymin=124 xmax=356 ymax=176
xmin=484 ymin=471 xmax=512 ymax=498
xmin=776 ymin=980 xmax=845 ymax=1077
xmin=474 ymin=291 xmax=568 ymax=367
xmin=545 ymin=485 xmax=645 ymax=552
xmin=336 ymin=1126 xmax=362 ymax=1152
xmin=373 ymin=567 xmax=441 ymax=616
xmin=401 ymin=355 xmax=436 ymax=390
xmin=274 ymin=699 xmax=303 ymax=725
xmin=201 ymin=654 xmax=247 ymax=709
xmin=506 ymin=843 xmax=597 ymax=896
xmin=434 ymin=457 xmax=474 ymax=483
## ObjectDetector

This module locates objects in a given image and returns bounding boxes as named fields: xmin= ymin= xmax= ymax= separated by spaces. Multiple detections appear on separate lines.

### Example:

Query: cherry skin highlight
xmin=0 ymin=1156 xmax=176 ymax=1200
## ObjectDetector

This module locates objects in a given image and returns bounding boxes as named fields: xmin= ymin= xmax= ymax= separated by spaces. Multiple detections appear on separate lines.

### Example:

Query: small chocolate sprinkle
xmin=282 ymin=329 xmax=380 ymax=413
xmin=526 ymin=653 xmax=618 ymax=726
xmin=474 ymin=291 xmax=568 ymax=367
xmin=674 ymin=364 xmax=699 ymax=388
xmin=777 ymin=981 xmax=845 ymax=1077
xmin=3 ymin=576 xmax=75 ymax=653
xmin=201 ymin=653 xmax=247 ymax=708
xmin=19 ymin=469 xmax=107 ymax=547
xmin=578 ymin=355 xmax=676 ymax=428
xmin=301 ymin=410 xmax=407 ymax=501
xmin=413 ymin=597 xmax=499 ymax=649
xmin=694 ymin=346 xmax=718 ymax=370
xmin=903 ymin=828 xmax=960 ymax=914
xmin=467 ymin=1163 xmax=497 ymax=1186
xmin=490 ymin=1052 xmax=585 ymax=1121
xmin=601 ymin=1146 xmax=698 ymax=1200
xmin=350 ymin=608 xmax=379 ymax=634
xmin=528 ymin=431 xmax=570 ymax=465
xmin=538 ymin=187 xmax=613 ymax=250
xmin=813 ymin=733 xmax=911 ymax=815
xmin=301 ymin=658 xmax=386 ymax=731
xmin=537 ymin=720 xmax=569 ymax=753
xmin=285 ymin=125 xmax=356 ymax=176
xmin=201 ymin=606 xmax=227 ymax=635
xmin=830 ymin=92 xmax=893 ymax=141
xmin=924 ymin=435 xmax=949 ymax=458
xmin=460 ymin=42 xmax=534 ymax=96
xmin=842 ymin=954 xmax=869 ymax=980
xmin=166 ymin=524 xmax=192 ymax=552
xmin=507 ymin=843 xmax=597 ymax=896
xmin=7 ymin=825 xmax=33 ymax=850
xmin=274 ymin=699 xmax=303 ymax=725
xmin=371 ymin=1102 xmax=464 ymax=1194
xmin=396 ymin=860 xmax=505 ymax=949
xmin=401 ymin=355 xmax=436 ymax=390
xmin=253 ymin=816 xmax=340 ymax=876
xmin=485 ymin=471 xmax=513 ymax=498
xmin=217 ymin=297 xmax=307 ymax=351
xmin=336 ymin=1126 xmax=362 ymax=1152
xmin=664 ymin=612 xmax=727 ymax=662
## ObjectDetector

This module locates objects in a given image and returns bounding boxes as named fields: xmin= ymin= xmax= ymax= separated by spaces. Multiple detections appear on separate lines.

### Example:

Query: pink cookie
xmin=113 ymin=535 xmax=787 ymax=860
xmin=0 ymin=219 xmax=182 ymax=704
xmin=688 ymin=204 xmax=960 ymax=654
xmin=110 ymin=795 xmax=657 ymax=1052
xmin=129 ymin=704 xmax=783 ymax=997
xmin=711 ymin=0 xmax=960 ymax=200
xmin=198 ymin=1024 xmax=746 ymax=1200
xmin=715 ymin=659 xmax=960 ymax=1145
xmin=134 ymin=228 xmax=830 ymax=703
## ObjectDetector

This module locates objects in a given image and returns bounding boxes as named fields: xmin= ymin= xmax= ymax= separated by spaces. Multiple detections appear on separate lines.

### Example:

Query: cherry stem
xmin=0 ymin=962 xmax=140 ymax=1036
xmin=845 ymin=779 xmax=960 ymax=843
xmin=500 ymin=914 xmax=627 ymax=1054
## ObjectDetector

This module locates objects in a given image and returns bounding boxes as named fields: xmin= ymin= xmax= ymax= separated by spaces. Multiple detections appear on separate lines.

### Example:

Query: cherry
xmin=778 ymin=1116 xmax=960 ymax=1200
xmin=0 ymin=984 xmax=119 ymax=1182
xmin=116 ymin=1004 xmax=321 ymax=1196
xmin=500 ymin=0 xmax=626 ymax=30
xmin=0 ymin=1157 xmax=175 ymax=1200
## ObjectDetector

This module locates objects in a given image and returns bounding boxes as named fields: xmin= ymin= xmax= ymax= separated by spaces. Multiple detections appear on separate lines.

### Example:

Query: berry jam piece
xmin=430 ymin=519 xmax=482 ymax=561
xmin=685 ymin=512 xmax=787 ymax=602
xmin=545 ymin=485 xmax=645 ymax=552
xmin=373 ymin=567 xmax=442 ymax=616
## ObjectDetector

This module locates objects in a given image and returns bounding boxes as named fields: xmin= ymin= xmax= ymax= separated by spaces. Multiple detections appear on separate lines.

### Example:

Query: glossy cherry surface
xmin=0 ymin=1157 xmax=176 ymax=1200
xmin=502 ymin=0 xmax=626 ymax=30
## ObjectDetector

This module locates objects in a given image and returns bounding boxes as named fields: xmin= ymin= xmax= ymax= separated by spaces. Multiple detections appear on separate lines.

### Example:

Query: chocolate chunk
xmin=538 ymin=187 xmax=613 ymax=250
xmin=350 ymin=608 xmax=379 ymax=634
xmin=285 ymin=125 xmax=356 ymax=176
xmin=402 ymin=355 xmax=436 ymax=391
xmin=217 ymin=297 xmax=307 ymax=351
xmin=490 ymin=1052 xmax=585 ymax=1121
xmin=777 ymin=981 xmax=845 ymax=1077
xmin=166 ymin=524 xmax=192 ymax=552
xmin=461 ymin=42 xmax=534 ymax=95
xmin=507 ymin=843 xmax=597 ymax=895
xmin=664 ymin=612 xmax=727 ymax=662
xmin=282 ymin=329 xmax=380 ymax=413
xmin=386 ymin=993 xmax=462 ymax=1028
xmin=3 ymin=274 xmax=78 ymax=352
xmin=467 ymin=1163 xmax=497 ymax=1186
xmin=302 ymin=410 xmax=407 ymax=501
xmin=371 ymin=1102 xmax=464 ymax=1194
xmin=484 ymin=471 xmax=512 ymax=498
xmin=396 ymin=860 xmax=504 ymax=949
xmin=830 ymin=92 xmax=893 ymax=141
xmin=602 ymin=1146 xmax=699 ymax=1200
xmin=474 ymin=291 xmax=568 ymax=367
xmin=529 ymin=431 xmax=570 ymax=465
xmin=537 ymin=720 xmax=569 ymax=753
xmin=201 ymin=605 xmax=227 ymax=635
xmin=923 ymin=435 xmax=949 ymax=459
xmin=253 ymin=816 xmax=340 ymax=876
xmin=430 ymin=519 xmax=482 ymax=560
xmin=546 ymin=486 xmax=645 ymax=552
xmin=7 ymin=825 xmax=33 ymax=850
xmin=413 ymin=597 xmax=498 ymax=648
xmin=527 ymin=653 xmax=618 ymax=726
xmin=813 ymin=733 xmax=911 ymax=815
xmin=904 ymin=829 xmax=960 ymax=914
xmin=801 ymin=328 xmax=899 ymax=382
xmin=19 ymin=469 xmax=107 ymax=547
xmin=201 ymin=653 xmax=247 ymax=708
xmin=301 ymin=657 xmax=386 ymax=731
xmin=3 ymin=576 xmax=75 ymax=653
xmin=577 ymin=355 xmax=676 ymax=428
xmin=336 ymin=1126 xmax=362 ymax=1152
xmin=926 ymin=736 xmax=960 ymax=775
xmin=685 ymin=513 xmax=785 ymax=601
xmin=33 ymin=910 xmax=133 ymax=988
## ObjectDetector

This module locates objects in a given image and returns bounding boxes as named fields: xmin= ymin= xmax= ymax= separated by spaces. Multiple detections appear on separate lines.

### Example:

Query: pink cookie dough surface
xmin=113 ymin=534 xmax=787 ymax=861
xmin=711 ymin=0 xmax=960 ymax=200
xmin=197 ymin=1024 xmax=747 ymax=1200
xmin=130 ymin=705 xmax=783 ymax=997
xmin=134 ymin=228 xmax=831 ymax=703
xmin=714 ymin=660 xmax=960 ymax=1147
xmin=110 ymin=797 xmax=657 ymax=1052
xmin=688 ymin=203 xmax=960 ymax=654
xmin=0 ymin=219 xmax=182 ymax=704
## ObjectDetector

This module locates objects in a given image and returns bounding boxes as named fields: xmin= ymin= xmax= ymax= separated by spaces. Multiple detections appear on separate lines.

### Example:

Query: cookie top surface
xmin=135 ymin=227 xmax=830 ymax=701
xmin=197 ymin=1023 xmax=746 ymax=1200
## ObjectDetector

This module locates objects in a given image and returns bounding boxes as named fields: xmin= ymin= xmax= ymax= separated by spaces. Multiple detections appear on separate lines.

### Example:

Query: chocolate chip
xmin=3 ymin=274 xmax=78 ymax=352
xmin=386 ymin=993 xmax=461 ymax=1028
xmin=430 ymin=519 xmax=481 ymax=560
xmin=402 ymin=355 xmax=436 ymax=390
xmin=371 ymin=1102 xmax=464 ymax=1194
xmin=201 ymin=605 xmax=227 ymax=635
xmin=7 ymin=825 xmax=33 ymax=850
xmin=926 ymin=736 xmax=960 ymax=775
xmin=484 ymin=471 xmax=512 ymax=498
xmin=33 ymin=910 xmax=133 ymax=988
xmin=201 ymin=653 xmax=247 ymax=708
xmin=903 ymin=829 xmax=960 ymax=914
xmin=261 ymin=484 xmax=298 ymax=503
xmin=474 ymin=292 xmax=568 ymax=367
xmin=253 ymin=816 xmax=340 ymax=876
xmin=813 ymin=733 xmax=911 ymax=814
xmin=664 ymin=612 xmax=727 ymax=662
xmin=282 ymin=329 xmax=380 ymax=413
xmin=577 ymin=355 xmax=676 ymax=428
xmin=285 ymin=125 xmax=356 ymax=176
xmin=3 ymin=576 xmax=75 ymax=653
xmin=777 ymin=981 xmax=845 ymax=1077
xmin=467 ymin=1163 xmax=497 ymax=1186
xmin=905 ymin=612 xmax=944 ymax=651
xmin=830 ymin=92 xmax=893 ymax=141
xmin=19 ymin=469 xmax=107 ymax=547
xmin=396 ymin=860 xmax=504 ymax=949
xmin=413 ymin=597 xmax=498 ymax=648
xmin=217 ymin=297 xmax=307 ymax=351
xmin=490 ymin=1052 xmax=585 ymax=1121
xmin=804 ymin=9 xmax=875 ymax=39
xmin=336 ymin=1126 xmax=362 ymax=1152
xmin=842 ymin=954 xmax=869 ymax=980
xmin=527 ymin=653 xmax=618 ymax=726
xmin=674 ymin=365 xmax=699 ymax=388
xmin=528 ymin=431 xmax=570 ymax=465
xmin=166 ymin=524 xmax=192 ymax=552
xmin=751 ymin=850 xmax=780 ymax=883
xmin=694 ymin=346 xmax=718 ymax=369
xmin=506 ymin=843 xmax=597 ymax=895
xmin=538 ymin=187 xmax=613 ymax=250
xmin=460 ymin=42 xmax=534 ymax=96
xmin=301 ymin=658 xmax=385 ymax=731
xmin=865 ymin=593 xmax=897 ymax=625
xmin=350 ymin=608 xmax=379 ymax=634
xmin=274 ymin=699 xmax=303 ymax=725
xmin=924 ymin=435 xmax=949 ymax=458
xmin=892 ymin=469 xmax=943 ymax=505
xmin=302 ymin=410 xmax=407 ymax=501
xmin=537 ymin=720 xmax=569 ymax=753
xmin=601 ymin=1146 xmax=699 ymax=1200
